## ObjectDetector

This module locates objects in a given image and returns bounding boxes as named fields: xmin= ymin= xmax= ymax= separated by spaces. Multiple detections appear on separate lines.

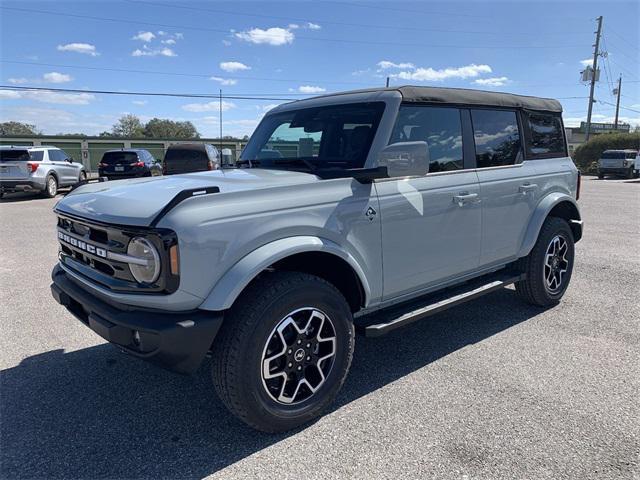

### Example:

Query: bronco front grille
xmin=56 ymin=213 xmax=179 ymax=294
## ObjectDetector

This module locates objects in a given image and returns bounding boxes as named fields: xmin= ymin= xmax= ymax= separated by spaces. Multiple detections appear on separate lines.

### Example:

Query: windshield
xmin=601 ymin=151 xmax=625 ymax=159
xmin=240 ymin=102 xmax=385 ymax=171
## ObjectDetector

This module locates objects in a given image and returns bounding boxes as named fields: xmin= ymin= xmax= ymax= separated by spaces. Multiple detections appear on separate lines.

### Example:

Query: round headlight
xmin=127 ymin=237 xmax=161 ymax=284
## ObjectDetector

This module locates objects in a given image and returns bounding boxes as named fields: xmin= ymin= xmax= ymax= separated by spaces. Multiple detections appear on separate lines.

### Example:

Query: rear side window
xmin=471 ymin=109 xmax=521 ymax=168
xmin=0 ymin=150 xmax=30 ymax=162
xmin=164 ymin=148 xmax=207 ymax=162
xmin=389 ymin=105 xmax=463 ymax=172
xmin=101 ymin=152 xmax=139 ymax=164
xmin=30 ymin=151 xmax=44 ymax=161
xmin=524 ymin=112 xmax=566 ymax=159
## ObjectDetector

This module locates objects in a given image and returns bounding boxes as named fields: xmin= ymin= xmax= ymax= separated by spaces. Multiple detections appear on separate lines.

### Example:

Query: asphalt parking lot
xmin=1 ymin=177 xmax=638 ymax=480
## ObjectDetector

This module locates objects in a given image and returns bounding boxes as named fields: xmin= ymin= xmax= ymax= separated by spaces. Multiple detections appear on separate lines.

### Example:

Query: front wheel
xmin=515 ymin=217 xmax=575 ymax=306
xmin=211 ymin=271 xmax=354 ymax=432
xmin=79 ymin=171 xmax=87 ymax=182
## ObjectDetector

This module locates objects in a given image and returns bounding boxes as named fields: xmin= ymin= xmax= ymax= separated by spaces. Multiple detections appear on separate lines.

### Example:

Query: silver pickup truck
xmin=50 ymin=86 xmax=582 ymax=432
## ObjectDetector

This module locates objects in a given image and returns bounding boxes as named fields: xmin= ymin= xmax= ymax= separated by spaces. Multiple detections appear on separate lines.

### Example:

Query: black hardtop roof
xmin=307 ymin=85 xmax=563 ymax=113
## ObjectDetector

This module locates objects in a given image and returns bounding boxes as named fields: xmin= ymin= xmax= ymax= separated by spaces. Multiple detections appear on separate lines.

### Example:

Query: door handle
xmin=519 ymin=183 xmax=538 ymax=194
xmin=453 ymin=192 xmax=478 ymax=207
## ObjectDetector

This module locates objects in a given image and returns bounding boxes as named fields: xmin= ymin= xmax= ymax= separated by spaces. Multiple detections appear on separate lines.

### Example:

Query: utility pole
xmin=219 ymin=89 xmax=223 ymax=153
xmin=385 ymin=77 xmax=390 ymax=88
xmin=585 ymin=15 xmax=603 ymax=143
xmin=614 ymin=75 xmax=622 ymax=129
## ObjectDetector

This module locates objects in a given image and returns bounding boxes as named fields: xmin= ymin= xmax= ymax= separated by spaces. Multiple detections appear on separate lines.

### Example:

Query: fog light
xmin=133 ymin=330 xmax=141 ymax=346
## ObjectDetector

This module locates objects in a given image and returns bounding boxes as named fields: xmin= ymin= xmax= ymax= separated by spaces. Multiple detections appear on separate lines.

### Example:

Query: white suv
xmin=0 ymin=145 xmax=87 ymax=198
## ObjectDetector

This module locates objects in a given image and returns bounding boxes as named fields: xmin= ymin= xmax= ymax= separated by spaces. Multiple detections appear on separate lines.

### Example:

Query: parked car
xmin=597 ymin=149 xmax=638 ymax=179
xmin=0 ymin=145 xmax=86 ymax=198
xmin=634 ymin=151 xmax=640 ymax=178
xmin=98 ymin=149 xmax=161 ymax=179
xmin=162 ymin=143 xmax=219 ymax=175
xmin=51 ymin=86 xmax=582 ymax=432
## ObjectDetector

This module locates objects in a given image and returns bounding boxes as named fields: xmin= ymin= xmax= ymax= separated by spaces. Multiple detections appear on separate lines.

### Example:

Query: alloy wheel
xmin=261 ymin=307 xmax=337 ymax=405
xmin=543 ymin=234 xmax=569 ymax=293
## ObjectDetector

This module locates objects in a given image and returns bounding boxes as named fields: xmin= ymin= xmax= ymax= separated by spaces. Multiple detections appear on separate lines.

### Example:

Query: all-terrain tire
xmin=211 ymin=271 xmax=355 ymax=432
xmin=515 ymin=216 xmax=575 ymax=307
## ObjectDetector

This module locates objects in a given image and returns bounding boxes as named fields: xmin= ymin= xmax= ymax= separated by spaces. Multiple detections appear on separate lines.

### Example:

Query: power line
xmin=128 ymin=0 xmax=587 ymax=38
xmin=0 ymin=85 xmax=301 ymax=101
xmin=598 ymin=100 xmax=640 ymax=114
xmin=1 ymin=60 xmax=372 ymax=86
xmin=324 ymin=1 xmax=492 ymax=19
xmin=1 ymin=6 xmax=585 ymax=50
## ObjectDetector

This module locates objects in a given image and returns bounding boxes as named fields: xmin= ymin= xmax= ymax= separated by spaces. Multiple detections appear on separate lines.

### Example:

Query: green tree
xmin=143 ymin=118 xmax=200 ymax=139
xmin=111 ymin=114 xmax=144 ymax=137
xmin=0 ymin=121 xmax=40 ymax=136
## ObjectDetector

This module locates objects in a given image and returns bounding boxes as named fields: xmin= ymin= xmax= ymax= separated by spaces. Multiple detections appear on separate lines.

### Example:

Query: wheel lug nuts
xmin=287 ymin=349 xmax=292 ymax=354
xmin=297 ymin=340 xmax=302 ymax=345
xmin=306 ymin=356 xmax=311 ymax=361
xmin=297 ymin=366 xmax=302 ymax=371
xmin=306 ymin=343 xmax=311 ymax=348
xmin=288 ymin=362 xmax=292 ymax=368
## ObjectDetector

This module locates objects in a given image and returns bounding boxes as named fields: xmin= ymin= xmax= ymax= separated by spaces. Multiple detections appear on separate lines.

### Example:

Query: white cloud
xmin=235 ymin=27 xmax=295 ymax=46
xmin=288 ymin=23 xmax=300 ymax=30
xmin=132 ymin=47 xmax=177 ymax=57
xmin=57 ymin=43 xmax=99 ymax=56
xmin=473 ymin=76 xmax=509 ymax=87
xmin=161 ymin=38 xmax=176 ymax=45
xmin=391 ymin=63 xmax=492 ymax=81
xmin=257 ymin=103 xmax=282 ymax=113
xmin=132 ymin=31 xmax=156 ymax=42
xmin=0 ymin=89 xmax=95 ymax=105
xmin=7 ymin=78 xmax=29 ymax=84
xmin=157 ymin=30 xmax=167 ymax=36
xmin=580 ymin=58 xmax=593 ymax=67
xmin=306 ymin=22 xmax=321 ymax=30
xmin=297 ymin=85 xmax=326 ymax=94
xmin=210 ymin=76 xmax=238 ymax=86
xmin=377 ymin=60 xmax=415 ymax=70
xmin=43 ymin=72 xmax=73 ymax=83
xmin=132 ymin=100 xmax=148 ymax=106
xmin=181 ymin=100 xmax=236 ymax=112
xmin=222 ymin=40 xmax=232 ymax=46
xmin=220 ymin=61 xmax=251 ymax=72
xmin=175 ymin=33 xmax=184 ymax=39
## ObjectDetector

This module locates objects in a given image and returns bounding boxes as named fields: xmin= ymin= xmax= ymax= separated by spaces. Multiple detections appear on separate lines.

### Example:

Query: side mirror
xmin=377 ymin=141 xmax=430 ymax=178
xmin=67 ymin=157 xmax=73 ymax=163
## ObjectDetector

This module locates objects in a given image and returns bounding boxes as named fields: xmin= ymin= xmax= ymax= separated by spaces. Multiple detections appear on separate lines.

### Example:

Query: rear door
xmin=472 ymin=109 xmax=540 ymax=266
xmin=376 ymin=105 xmax=482 ymax=300
xmin=0 ymin=149 xmax=36 ymax=180
xmin=101 ymin=151 xmax=139 ymax=176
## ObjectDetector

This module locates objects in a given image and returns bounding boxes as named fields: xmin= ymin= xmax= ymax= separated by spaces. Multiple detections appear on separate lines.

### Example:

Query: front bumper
xmin=0 ymin=179 xmax=44 ymax=192
xmin=598 ymin=167 xmax=631 ymax=175
xmin=51 ymin=264 xmax=223 ymax=373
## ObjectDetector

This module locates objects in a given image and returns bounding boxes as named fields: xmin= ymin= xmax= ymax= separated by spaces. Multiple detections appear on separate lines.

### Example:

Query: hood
xmin=55 ymin=168 xmax=320 ymax=226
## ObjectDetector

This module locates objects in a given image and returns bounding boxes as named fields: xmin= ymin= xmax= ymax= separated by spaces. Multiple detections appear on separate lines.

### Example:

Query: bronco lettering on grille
xmin=58 ymin=231 xmax=107 ymax=258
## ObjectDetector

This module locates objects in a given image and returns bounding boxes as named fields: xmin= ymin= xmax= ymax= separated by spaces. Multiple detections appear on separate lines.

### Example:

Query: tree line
xmin=1 ymin=115 xmax=204 ymax=139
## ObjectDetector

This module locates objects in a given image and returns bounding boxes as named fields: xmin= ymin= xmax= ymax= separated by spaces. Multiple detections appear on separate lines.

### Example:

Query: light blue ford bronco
xmin=51 ymin=86 xmax=582 ymax=432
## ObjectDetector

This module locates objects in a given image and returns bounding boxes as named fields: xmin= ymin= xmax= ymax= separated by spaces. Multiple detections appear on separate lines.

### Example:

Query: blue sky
xmin=1 ymin=0 xmax=638 ymax=138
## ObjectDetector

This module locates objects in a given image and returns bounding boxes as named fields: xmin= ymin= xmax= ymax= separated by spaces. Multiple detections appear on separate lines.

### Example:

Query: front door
xmin=376 ymin=105 xmax=482 ymax=301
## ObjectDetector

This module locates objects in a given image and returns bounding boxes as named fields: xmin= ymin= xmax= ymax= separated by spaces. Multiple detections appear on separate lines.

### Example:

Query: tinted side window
xmin=29 ymin=151 xmax=44 ymax=161
xmin=390 ymin=106 xmax=463 ymax=172
xmin=48 ymin=150 xmax=62 ymax=161
xmin=525 ymin=112 xmax=566 ymax=158
xmin=471 ymin=110 xmax=521 ymax=168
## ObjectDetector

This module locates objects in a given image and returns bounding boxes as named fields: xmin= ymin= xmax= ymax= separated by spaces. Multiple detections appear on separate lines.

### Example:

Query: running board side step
xmin=362 ymin=272 xmax=526 ymax=337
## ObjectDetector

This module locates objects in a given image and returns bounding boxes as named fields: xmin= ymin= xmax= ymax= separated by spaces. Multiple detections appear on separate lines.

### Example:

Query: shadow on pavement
xmin=0 ymin=192 xmax=65 ymax=203
xmin=1 ymin=289 xmax=544 ymax=479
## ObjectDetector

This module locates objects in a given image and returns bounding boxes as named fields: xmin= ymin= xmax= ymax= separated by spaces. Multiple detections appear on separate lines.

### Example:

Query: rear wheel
xmin=211 ymin=271 xmax=354 ymax=432
xmin=598 ymin=172 xmax=605 ymax=179
xmin=43 ymin=175 xmax=58 ymax=198
xmin=627 ymin=168 xmax=635 ymax=179
xmin=79 ymin=171 xmax=87 ymax=182
xmin=515 ymin=217 xmax=575 ymax=306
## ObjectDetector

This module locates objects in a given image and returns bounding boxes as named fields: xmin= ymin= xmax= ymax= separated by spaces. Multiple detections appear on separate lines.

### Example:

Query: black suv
xmin=98 ymin=149 xmax=161 ymax=179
